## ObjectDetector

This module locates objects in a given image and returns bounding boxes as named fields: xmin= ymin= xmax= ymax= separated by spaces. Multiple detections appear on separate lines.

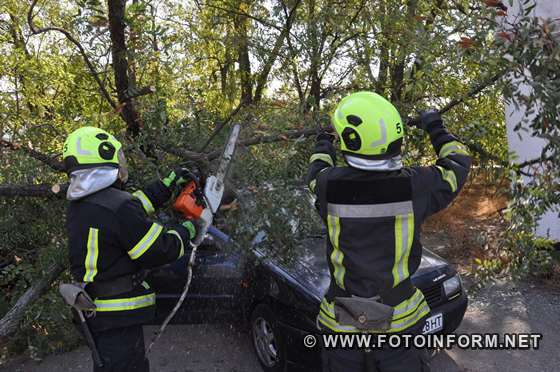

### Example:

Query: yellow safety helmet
xmin=332 ymin=92 xmax=404 ymax=159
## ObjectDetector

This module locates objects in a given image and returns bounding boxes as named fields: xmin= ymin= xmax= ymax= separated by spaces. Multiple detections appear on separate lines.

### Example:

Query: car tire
xmin=250 ymin=303 xmax=285 ymax=372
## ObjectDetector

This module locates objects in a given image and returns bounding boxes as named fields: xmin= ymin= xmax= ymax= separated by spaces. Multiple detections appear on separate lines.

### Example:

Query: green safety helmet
xmin=62 ymin=126 xmax=123 ymax=173
xmin=332 ymin=91 xmax=404 ymax=159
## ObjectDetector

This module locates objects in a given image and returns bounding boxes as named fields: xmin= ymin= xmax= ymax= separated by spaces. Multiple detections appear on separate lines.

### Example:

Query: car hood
xmin=269 ymin=236 xmax=450 ymax=299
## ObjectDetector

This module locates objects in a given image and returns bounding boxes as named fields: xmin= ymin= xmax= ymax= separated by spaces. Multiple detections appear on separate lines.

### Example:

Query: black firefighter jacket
xmin=306 ymin=121 xmax=472 ymax=333
xmin=66 ymin=180 xmax=191 ymax=332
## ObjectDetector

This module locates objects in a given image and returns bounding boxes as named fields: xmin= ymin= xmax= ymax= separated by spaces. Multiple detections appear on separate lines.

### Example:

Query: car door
xmin=147 ymin=237 xmax=244 ymax=324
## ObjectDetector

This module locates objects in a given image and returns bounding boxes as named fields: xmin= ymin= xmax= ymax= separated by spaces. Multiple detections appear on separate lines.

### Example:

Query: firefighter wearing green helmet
xmin=63 ymin=126 xmax=197 ymax=372
xmin=306 ymin=92 xmax=472 ymax=372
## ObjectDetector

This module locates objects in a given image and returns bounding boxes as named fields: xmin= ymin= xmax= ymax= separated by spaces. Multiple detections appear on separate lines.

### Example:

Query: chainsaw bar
xmin=147 ymin=124 xmax=241 ymax=353
xmin=204 ymin=124 xmax=241 ymax=215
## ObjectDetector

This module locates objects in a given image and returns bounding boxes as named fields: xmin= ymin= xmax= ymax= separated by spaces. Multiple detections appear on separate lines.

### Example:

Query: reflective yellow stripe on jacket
xmin=392 ymin=213 xmax=414 ymax=287
xmin=83 ymin=228 xmax=99 ymax=282
xmin=310 ymin=153 xmax=334 ymax=167
xmin=439 ymin=141 xmax=469 ymax=158
xmin=436 ymin=166 xmax=458 ymax=192
xmin=94 ymin=293 xmax=156 ymax=312
xmin=128 ymin=223 xmax=163 ymax=260
xmin=317 ymin=289 xmax=430 ymax=333
xmin=327 ymin=215 xmax=345 ymax=289
xmin=166 ymin=230 xmax=185 ymax=259
xmin=133 ymin=190 xmax=155 ymax=215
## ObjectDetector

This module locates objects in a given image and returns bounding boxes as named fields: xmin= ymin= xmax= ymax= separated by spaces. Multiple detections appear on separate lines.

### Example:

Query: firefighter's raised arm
xmin=409 ymin=110 xmax=473 ymax=217
xmin=306 ymin=131 xmax=337 ymax=196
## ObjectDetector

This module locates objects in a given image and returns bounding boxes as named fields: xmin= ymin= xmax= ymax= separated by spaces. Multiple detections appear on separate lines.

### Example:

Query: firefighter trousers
xmin=321 ymin=322 xmax=430 ymax=372
xmin=92 ymin=325 xmax=149 ymax=372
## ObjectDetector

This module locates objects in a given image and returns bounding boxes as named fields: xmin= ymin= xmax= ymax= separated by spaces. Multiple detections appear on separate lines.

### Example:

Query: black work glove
xmin=417 ymin=109 xmax=443 ymax=131
xmin=161 ymin=167 xmax=194 ymax=191
xmin=316 ymin=130 xmax=337 ymax=143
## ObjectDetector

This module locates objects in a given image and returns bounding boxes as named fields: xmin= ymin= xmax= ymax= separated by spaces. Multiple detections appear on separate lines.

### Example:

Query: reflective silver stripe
xmin=132 ymin=190 xmax=155 ymax=214
xmin=328 ymin=201 xmax=413 ymax=218
xmin=344 ymin=154 xmax=403 ymax=171
xmin=370 ymin=118 xmax=388 ymax=148
xmin=128 ymin=223 xmax=163 ymax=260
xmin=76 ymin=137 xmax=92 ymax=155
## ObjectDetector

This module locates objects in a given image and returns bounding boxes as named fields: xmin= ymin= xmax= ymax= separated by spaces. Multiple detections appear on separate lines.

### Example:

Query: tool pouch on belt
xmin=334 ymin=296 xmax=394 ymax=331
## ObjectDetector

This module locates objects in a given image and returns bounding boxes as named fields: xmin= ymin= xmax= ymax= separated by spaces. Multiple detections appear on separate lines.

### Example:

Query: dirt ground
xmin=423 ymin=176 xmax=510 ymax=275
xmin=2 ymin=180 xmax=559 ymax=372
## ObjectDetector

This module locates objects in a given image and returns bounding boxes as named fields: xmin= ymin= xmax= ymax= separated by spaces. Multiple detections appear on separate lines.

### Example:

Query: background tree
xmin=0 ymin=0 xmax=556 ymax=360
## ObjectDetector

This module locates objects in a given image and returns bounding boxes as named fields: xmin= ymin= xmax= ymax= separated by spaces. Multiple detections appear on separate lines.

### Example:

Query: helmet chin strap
xmin=344 ymin=154 xmax=403 ymax=171
xmin=117 ymin=149 xmax=129 ymax=183
xmin=117 ymin=166 xmax=128 ymax=183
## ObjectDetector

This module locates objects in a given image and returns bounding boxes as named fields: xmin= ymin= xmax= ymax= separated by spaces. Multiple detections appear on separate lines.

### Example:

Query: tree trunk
xmin=253 ymin=0 xmax=301 ymax=103
xmin=0 ymin=263 xmax=65 ymax=340
xmin=305 ymin=0 xmax=321 ymax=112
xmin=233 ymin=1 xmax=253 ymax=106
xmin=108 ymin=0 xmax=144 ymax=136
xmin=390 ymin=0 xmax=418 ymax=106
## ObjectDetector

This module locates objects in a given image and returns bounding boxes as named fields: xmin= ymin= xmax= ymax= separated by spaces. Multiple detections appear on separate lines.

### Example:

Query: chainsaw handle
xmin=173 ymin=180 xmax=205 ymax=220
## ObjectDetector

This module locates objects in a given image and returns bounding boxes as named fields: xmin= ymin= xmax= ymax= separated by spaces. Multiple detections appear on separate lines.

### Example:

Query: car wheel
xmin=250 ymin=303 xmax=284 ymax=372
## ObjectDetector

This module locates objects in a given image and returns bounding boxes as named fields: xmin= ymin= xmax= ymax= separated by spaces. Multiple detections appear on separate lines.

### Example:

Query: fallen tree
xmin=0 ymin=183 xmax=68 ymax=198
xmin=0 ymin=262 xmax=65 ymax=341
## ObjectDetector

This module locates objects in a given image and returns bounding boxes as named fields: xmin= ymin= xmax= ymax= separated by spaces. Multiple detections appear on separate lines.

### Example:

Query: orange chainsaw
xmin=173 ymin=178 xmax=205 ymax=221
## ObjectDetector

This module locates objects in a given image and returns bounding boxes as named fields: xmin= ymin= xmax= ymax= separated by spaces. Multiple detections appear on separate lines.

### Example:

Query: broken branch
xmin=1 ymin=139 xmax=65 ymax=172
xmin=0 ymin=183 xmax=67 ymax=198
xmin=207 ymin=127 xmax=322 ymax=160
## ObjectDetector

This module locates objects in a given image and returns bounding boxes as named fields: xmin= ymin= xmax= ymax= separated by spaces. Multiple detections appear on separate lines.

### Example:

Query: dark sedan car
xmin=148 ymin=233 xmax=467 ymax=372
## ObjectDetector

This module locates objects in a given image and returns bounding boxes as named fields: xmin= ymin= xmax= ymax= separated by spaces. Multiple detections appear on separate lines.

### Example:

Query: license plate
xmin=422 ymin=313 xmax=443 ymax=334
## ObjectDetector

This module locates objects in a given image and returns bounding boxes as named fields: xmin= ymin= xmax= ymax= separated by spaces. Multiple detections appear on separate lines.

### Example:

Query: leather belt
xmin=86 ymin=271 xmax=148 ymax=298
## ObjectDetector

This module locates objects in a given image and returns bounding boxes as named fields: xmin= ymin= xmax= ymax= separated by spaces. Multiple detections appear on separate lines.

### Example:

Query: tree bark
xmin=253 ymin=0 xmax=301 ymax=103
xmin=304 ymin=0 xmax=322 ymax=113
xmin=108 ymin=0 xmax=144 ymax=136
xmin=0 ymin=262 xmax=65 ymax=340
xmin=0 ymin=183 xmax=68 ymax=198
xmin=234 ymin=0 xmax=253 ymax=106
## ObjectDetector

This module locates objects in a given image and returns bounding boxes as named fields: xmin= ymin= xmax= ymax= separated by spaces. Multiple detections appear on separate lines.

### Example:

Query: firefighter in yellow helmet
xmin=306 ymin=92 xmax=472 ymax=371
xmin=63 ymin=126 xmax=196 ymax=372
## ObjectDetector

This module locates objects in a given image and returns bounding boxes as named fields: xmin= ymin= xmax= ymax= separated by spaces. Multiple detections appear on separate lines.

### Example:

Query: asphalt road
xmin=2 ymin=280 xmax=559 ymax=372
